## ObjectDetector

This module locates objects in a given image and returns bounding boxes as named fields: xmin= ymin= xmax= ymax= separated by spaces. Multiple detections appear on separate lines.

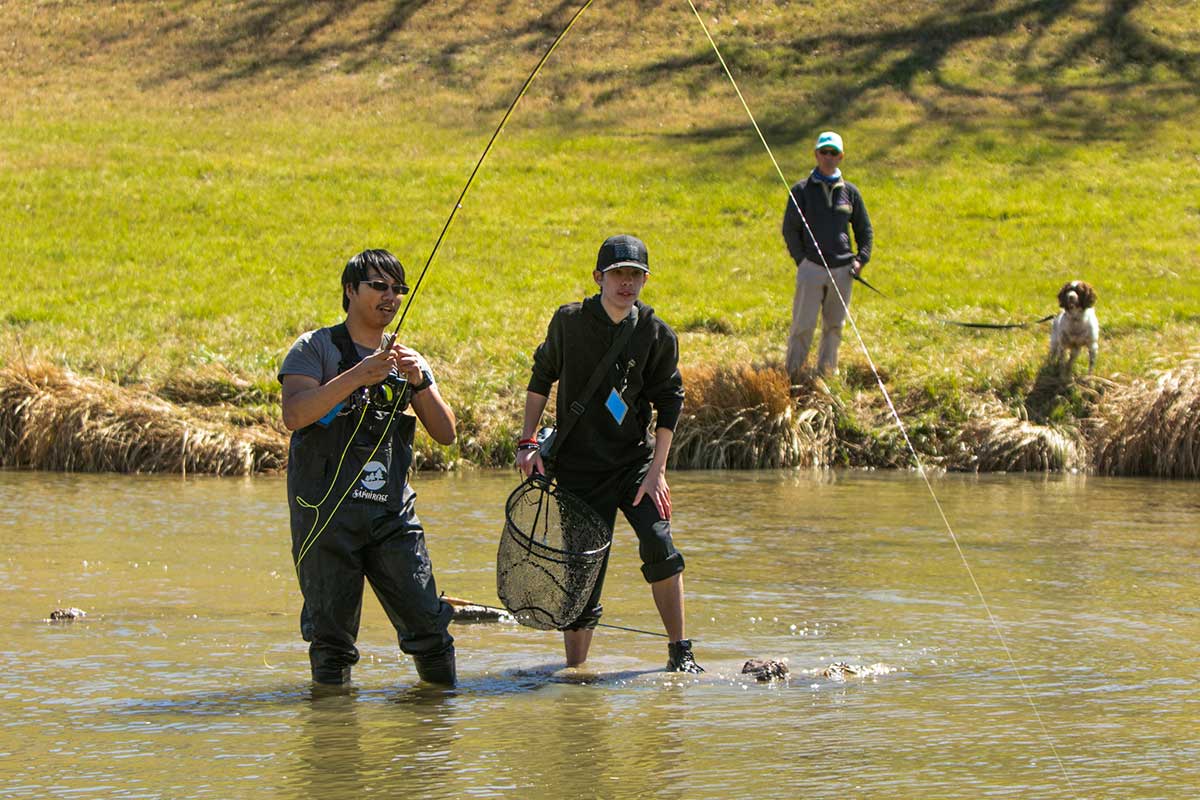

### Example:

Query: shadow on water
xmin=101 ymin=663 xmax=667 ymax=722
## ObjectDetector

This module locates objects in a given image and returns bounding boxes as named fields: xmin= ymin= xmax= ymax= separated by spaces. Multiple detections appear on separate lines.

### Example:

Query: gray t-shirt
xmin=278 ymin=327 xmax=435 ymax=388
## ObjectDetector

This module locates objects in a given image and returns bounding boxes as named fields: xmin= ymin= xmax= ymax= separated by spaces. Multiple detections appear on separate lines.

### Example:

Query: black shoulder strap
xmin=329 ymin=323 xmax=363 ymax=373
xmin=544 ymin=306 xmax=639 ymax=461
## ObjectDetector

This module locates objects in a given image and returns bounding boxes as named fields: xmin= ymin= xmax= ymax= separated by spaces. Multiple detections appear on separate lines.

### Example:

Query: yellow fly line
xmin=291 ymin=0 xmax=599 ymax=568
xmin=681 ymin=1 xmax=1078 ymax=794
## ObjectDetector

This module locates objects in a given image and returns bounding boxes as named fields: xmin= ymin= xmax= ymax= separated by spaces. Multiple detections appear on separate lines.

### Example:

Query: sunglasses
xmin=359 ymin=279 xmax=409 ymax=295
xmin=817 ymin=149 xmax=841 ymax=156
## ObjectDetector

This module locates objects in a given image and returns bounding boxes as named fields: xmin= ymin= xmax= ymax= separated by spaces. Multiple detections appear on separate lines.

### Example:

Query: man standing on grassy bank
xmin=278 ymin=249 xmax=458 ymax=688
xmin=515 ymin=234 xmax=703 ymax=674
xmin=782 ymin=130 xmax=874 ymax=380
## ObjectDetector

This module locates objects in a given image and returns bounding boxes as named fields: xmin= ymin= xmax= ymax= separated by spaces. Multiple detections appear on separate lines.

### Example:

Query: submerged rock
xmin=48 ymin=607 xmax=87 ymax=622
xmin=819 ymin=661 xmax=897 ymax=680
xmin=741 ymin=658 xmax=790 ymax=681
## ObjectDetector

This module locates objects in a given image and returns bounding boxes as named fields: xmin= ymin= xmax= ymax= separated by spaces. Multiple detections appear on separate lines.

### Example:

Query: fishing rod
xmin=682 ymin=1 xmax=1078 ymax=795
xmin=941 ymin=314 xmax=1055 ymax=329
xmin=852 ymin=278 xmax=1057 ymax=324
xmin=293 ymin=0 xmax=597 ymax=569
xmin=853 ymin=273 xmax=885 ymax=297
xmin=390 ymin=0 xmax=596 ymax=336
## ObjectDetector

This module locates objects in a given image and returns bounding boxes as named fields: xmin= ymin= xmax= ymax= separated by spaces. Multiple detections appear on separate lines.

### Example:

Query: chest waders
xmin=286 ymin=324 xmax=455 ymax=686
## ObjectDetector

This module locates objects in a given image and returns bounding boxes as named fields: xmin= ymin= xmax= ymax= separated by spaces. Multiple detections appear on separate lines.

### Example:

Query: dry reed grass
xmin=6 ymin=355 xmax=1195 ymax=477
xmin=1090 ymin=357 xmax=1200 ymax=478
xmin=0 ymin=363 xmax=287 ymax=474
xmin=670 ymin=364 xmax=835 ymax=469
xmin=157 ymin=362 xmax=271 ymax=406
xmin=949 ymin=403 xmax=1089 ymax=472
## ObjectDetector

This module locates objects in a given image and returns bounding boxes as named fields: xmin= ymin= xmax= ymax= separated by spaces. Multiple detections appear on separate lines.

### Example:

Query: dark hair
xmin=341 ymin=249 xmax=407 ymax=311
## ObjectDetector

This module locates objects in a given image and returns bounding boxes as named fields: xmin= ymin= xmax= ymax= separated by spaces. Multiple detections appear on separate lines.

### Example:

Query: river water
xmin=1 ymin=469 xmax=1196 ymax=799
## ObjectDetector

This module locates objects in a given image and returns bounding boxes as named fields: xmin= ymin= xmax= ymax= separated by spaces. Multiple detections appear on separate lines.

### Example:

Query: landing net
xmin=496 ymin=475 xmax=611 ymax=630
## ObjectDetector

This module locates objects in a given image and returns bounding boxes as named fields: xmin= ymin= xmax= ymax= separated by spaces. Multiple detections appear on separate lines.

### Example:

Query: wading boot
xmin=666 ymin=639 xmax=704 ymax=674
xmin=311 ymin=666 xmax=353 ymax=686
xmin=413 ymin=645 xmax=457 ymax=687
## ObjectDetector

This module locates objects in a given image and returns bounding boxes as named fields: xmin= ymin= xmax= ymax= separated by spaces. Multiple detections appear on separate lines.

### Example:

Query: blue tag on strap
xmin=605 ymin=388 xmax=628 ymax=425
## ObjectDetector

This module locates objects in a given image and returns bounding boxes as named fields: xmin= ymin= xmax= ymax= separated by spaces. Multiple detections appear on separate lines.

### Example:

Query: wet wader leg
xmin=363 ymin=510 xmax=456 ymax=685
xmin=553 ymin=468 xmax=624 ymax=631
xmin=295 ymin=510 xmax=367 ymax=684
xmin=569 ymin=550 xmax=611 ymax=631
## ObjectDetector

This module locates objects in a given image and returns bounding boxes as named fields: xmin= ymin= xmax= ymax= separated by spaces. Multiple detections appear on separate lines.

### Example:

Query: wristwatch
xmin=410 ymin=367 xmax=434 ymax=394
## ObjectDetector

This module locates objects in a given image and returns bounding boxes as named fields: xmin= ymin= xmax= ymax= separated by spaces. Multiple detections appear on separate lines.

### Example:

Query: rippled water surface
xmin=2 ymin=469 xmax=1197 ymax=799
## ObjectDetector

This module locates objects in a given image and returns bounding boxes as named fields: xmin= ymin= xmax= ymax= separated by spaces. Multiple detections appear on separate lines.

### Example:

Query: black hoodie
xmin=528 ymin=295 xmax=684 ymax=472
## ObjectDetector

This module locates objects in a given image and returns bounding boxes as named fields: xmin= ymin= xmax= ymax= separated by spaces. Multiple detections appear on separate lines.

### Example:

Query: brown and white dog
xmin=1049 ymin=280 xmax=1099 ymax=374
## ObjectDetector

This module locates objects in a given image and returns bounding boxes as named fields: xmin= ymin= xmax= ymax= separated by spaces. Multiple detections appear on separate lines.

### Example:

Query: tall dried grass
xmin=0 ymin=364 xmax=286 ymax=474
xmin=949 ymin=403 xmax=1088 ymax=472
xmin=1091 ymin=358 xmax=1200 ymax=478
xmin=670 ymin=364 xmax=835 ymax=469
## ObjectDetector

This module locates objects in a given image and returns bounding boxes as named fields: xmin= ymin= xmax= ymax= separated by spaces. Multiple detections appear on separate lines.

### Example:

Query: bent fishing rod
xmin=681 ymin=1 xmax=1077 ymax=794
xmin=294 ymin=0 xmax=597 ymax=568
xmin=391 ymin=1 xmax=596 ymax=337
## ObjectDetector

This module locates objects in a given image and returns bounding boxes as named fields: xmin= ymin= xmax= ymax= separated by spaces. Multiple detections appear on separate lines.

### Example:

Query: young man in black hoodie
xmin=515 ymin=234 xmax=703 ymax=674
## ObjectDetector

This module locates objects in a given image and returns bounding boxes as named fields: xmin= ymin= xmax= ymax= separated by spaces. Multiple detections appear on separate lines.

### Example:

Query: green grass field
xmin=2 ymin=0 xmax=1198 ymax=465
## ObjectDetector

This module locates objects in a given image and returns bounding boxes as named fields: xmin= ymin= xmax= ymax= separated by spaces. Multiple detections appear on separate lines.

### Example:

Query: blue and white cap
xmin=814 ymin=131 xmax=844 ymax=153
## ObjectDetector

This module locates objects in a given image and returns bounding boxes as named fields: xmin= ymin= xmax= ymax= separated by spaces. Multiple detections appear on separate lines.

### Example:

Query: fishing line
xmin=683 ymin=2 xmax=1077 ymax=794
xmin=293 ymin=402 xmax=401 ymax=567
xmin=293 ymin=0 xmax=597 ymax=566
xmin=596 ymin=622 xmax=669 ymax=638
xmin=942 ymin=314 xmax=1056 ymax=329
xmin=392 ymin=0 xmax=597 ymax=335
xmin=451 ymin=596 xmax=668 ymax=638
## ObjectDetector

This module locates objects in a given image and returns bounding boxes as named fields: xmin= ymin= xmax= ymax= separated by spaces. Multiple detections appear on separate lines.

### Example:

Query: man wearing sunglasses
xmin=278 ymin=248 xmax=459 ymax=688
xmin=781 ymin=130 xmax=874 ymax=380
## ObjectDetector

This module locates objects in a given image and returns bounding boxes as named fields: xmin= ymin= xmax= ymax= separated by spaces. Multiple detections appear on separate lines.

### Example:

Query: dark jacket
xmin=782 ymin=172 xmax=873 ymax=269
xmin=529 ymin=295 xmax=684 ymax=472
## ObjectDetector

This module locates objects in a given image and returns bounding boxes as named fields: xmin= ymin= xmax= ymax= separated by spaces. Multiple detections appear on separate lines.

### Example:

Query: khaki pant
xmin=785 ymin=258 xmax=854 ymax=379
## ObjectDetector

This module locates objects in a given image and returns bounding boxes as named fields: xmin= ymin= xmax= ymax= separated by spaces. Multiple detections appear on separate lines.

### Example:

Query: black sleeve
xmin=781 ymin=182 xmax=808 ymax=265
xmin=528 ymin=310 xmax=563 ymax=396
xmin=642 ymin=325 xmax=685 ymax=432
xmin=851 ymin=186 xmax=873 ymax=266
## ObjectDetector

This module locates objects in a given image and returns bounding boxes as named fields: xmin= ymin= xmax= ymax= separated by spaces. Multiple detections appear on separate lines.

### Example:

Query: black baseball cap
xmin=596 ymin=234 xmax=650 ymax=274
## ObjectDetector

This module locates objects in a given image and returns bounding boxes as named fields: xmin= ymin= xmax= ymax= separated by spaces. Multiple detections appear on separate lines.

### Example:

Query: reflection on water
xmin=1 ymin=469 xmax=1197 ymax=799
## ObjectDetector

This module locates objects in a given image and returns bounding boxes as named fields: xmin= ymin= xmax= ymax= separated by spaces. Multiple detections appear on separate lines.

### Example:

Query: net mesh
xmin=496 ymin=475 xmax=612 ymax=630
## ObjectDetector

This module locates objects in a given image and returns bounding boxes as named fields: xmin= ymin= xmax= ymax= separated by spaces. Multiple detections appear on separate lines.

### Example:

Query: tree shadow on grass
xmin=656 ymin=0 xmax=1199 ymax=153
xmin=147 ymin=0 xmax=1198 ymax=151
xmin=152 ymin=0 xmax=583 ymax=91
xmin=153 ymin=0 xmax=434 ymax=88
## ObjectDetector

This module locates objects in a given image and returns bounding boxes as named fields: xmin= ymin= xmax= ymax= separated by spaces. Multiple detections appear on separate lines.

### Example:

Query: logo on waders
xmin=352 ymin=460 xmax=389 ymax=503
